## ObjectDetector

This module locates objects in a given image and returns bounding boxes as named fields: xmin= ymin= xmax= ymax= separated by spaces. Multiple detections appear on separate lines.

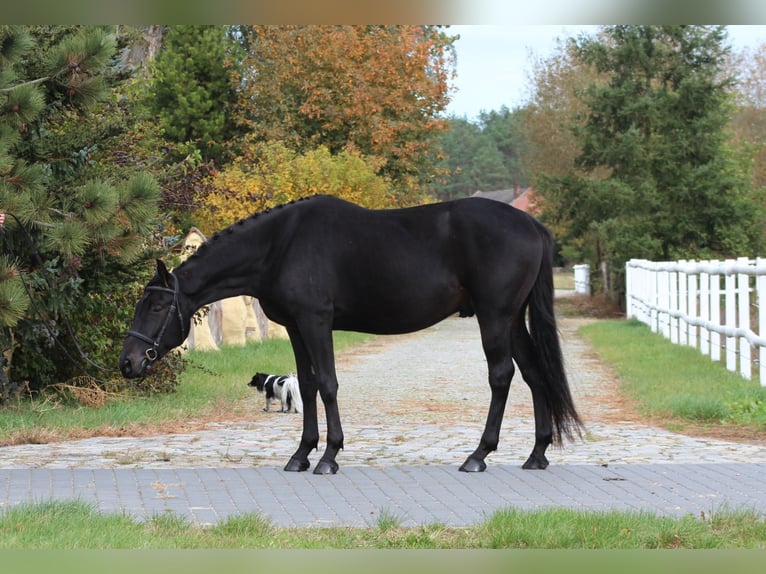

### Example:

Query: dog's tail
xmin=289 ymin=375 xmax=303 ymax=414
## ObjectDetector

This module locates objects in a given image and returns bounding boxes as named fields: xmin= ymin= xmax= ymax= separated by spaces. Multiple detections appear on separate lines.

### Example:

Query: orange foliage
xmin=234 ymin=25 xmax=456 ymax=191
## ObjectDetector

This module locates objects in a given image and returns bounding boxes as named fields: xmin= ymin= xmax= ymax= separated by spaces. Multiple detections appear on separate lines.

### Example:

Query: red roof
xmin=511 ymin=188 xmax=540 ymax=215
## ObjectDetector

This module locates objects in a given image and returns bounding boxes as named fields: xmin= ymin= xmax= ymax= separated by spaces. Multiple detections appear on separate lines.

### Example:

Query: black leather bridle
xmin=126 ymin=273 xmax=187 ymax=364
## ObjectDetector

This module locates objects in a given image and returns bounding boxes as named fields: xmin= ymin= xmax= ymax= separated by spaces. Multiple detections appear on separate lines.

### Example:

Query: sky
xmin=446 ymin=25 xmax=766 ymax=120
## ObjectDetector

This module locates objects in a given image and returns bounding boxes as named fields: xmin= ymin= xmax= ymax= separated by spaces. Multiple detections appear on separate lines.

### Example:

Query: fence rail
xmin=625 ymin=257 xmax=766 ymax=385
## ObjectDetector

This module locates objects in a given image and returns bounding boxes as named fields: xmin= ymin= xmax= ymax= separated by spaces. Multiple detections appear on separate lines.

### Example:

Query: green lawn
xmin=0 ymin=331 xmax=370 ymax=444
xmin=1 ymin=500 xmax=764 ymax=549
xmin=579 ymin=319 xmax=766 ymax=428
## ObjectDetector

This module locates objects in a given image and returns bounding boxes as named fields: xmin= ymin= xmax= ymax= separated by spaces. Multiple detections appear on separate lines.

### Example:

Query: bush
xmin=194 ymin=140 xmax=396 ymax=235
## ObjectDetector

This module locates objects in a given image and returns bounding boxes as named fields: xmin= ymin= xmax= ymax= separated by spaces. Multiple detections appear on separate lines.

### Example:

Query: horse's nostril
xmin=120 ymin=358 xmax=132 ymax=377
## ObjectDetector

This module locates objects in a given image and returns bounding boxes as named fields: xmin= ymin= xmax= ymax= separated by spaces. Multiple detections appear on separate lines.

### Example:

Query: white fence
xmin=625 ymin=257 xmax=766 ymax=385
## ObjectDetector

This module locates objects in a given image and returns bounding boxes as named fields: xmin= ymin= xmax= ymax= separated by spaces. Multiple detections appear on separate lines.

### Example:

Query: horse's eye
xmin=151 ymin=303 xmax=165 ymax=313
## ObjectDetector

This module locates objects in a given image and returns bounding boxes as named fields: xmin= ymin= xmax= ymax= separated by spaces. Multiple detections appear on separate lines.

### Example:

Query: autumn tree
xmin=233 ymin=25 xmax=456 ymax=201
xmin=520 ymin=35 xmax=603 ymax=185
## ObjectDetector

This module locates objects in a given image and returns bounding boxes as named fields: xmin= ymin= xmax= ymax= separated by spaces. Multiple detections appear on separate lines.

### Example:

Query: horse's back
xmin=293 ymin=194 xmax=540 ymax=240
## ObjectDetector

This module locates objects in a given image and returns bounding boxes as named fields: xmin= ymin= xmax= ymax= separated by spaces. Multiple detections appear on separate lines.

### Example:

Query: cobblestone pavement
xmin=2 ymin=315 xmax=764 ymax=469
xmin=1 ymin=311 xmax=765 ymax=526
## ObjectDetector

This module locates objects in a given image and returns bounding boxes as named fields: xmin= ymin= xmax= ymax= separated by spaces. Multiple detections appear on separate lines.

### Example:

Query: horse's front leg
xmin=283 ymin=328 xmax=319 ymax=472
xmin=284 ymin=320 xmax=344 ymax=475
xmin=306 ymin=324 xmax=344 ymax=475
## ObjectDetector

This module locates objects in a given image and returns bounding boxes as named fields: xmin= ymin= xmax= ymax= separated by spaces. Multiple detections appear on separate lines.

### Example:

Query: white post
xmin=658 ymin=269 xmax=669 ymax=338
xmin=574 ymin=264 xmax=591 ymax=295
xmin=699 ymin=261 xmax=710 ymax=357
xmin=688 ymin=265 xmax=698 ymax=349
xmin=625 ymin=261 xmax=634 ymax=319
xmin=738 ymin=257 xmax=752 ymax=380
xmin=725 ymin=262 xmax=737 ymax=372
xmin=678 ymin=261 xmax=688 ymax=346
xmin=650 ymin=264 xmax=659 ymax=333
xmin=669 ymin=269 xmax=678 ymax=344
xmin=758 ymin=257 xmax=766 ymax=386
xmin=710 ymin=270 xmax=721 ymax=362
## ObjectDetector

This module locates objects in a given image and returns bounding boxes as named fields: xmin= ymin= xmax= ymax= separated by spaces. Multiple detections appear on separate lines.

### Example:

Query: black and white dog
xmin=248 ymin=372 xmax=303 ymax=414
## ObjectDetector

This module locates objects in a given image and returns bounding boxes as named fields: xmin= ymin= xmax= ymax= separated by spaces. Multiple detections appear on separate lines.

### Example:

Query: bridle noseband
xmin=126 ymin=273 xmax=187 ymax=365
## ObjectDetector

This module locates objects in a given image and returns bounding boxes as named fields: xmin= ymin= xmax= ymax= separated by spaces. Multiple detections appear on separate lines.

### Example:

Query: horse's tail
xmin=527 ymin=224 xmax=584 ymax=445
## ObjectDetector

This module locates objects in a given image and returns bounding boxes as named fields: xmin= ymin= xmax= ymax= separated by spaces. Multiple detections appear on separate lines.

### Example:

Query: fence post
xmin=758 ymin=257 xmax=766 ymax=386
xmin=649 ymin=263 xmax=659 ymax=333
xmin=669 ymin=268 xmax=679 ymax=344
xmin=737 ymin=257 xmax=752 ymax=379
xmin=699 ymin=261 xmax=709 ymax=357
xmin=687 ymin=262 xmax=698 ymax=349
xmin=710 ymin=269 xmax=721 ymax=362
xmin=625 ymin=261 xmax=634 ymax=319
xmin=658 ymin=267 xmax=669 ymax=338
xmin=573 ymin=264 xmax=591 ymax=295
xmin=725 ymin=261 xmax=737 ymax=372
xmin=678 ymin=261 xmax=688 ymax=346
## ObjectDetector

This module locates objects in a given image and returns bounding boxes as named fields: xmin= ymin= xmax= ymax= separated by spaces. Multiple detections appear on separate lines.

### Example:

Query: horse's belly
xmin=333 ymin=282 xmax=466 ymax=335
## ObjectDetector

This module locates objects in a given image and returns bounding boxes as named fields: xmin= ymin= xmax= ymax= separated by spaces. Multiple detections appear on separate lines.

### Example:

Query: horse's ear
xmin=156 ymin=259 xmax=172 ymax=288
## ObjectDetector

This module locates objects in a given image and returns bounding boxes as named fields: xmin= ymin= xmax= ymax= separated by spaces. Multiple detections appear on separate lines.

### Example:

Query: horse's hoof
xmin=522 ymin=454 xmax=549 ymax=470
xmin=313 ymin=459 xmax=339 ymax=475
xmin=284 ymin=457 xmax=310 ymax=472
xmin=459 ymin=457 xmax=487 ymax=472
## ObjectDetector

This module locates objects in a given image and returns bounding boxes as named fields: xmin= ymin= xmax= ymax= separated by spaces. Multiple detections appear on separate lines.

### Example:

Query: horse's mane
xmin=186 ymin=195 xmax=318 ymax=262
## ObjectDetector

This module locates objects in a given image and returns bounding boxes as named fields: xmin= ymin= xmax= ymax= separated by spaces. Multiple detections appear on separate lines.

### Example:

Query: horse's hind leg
xmin=460 ymin=316 xmax=514 ymax=472
xmin=511 ymin=320 xmax=553 ymax=469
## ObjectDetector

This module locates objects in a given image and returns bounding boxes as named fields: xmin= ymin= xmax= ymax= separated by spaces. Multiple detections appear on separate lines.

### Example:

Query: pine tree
xmin=540 ymin=25 xmax=765 ymax=297
xmin=0 ymin=26 xmax=161 ymax=397
xmin=150 ymin=25 xmax=240 ymax=163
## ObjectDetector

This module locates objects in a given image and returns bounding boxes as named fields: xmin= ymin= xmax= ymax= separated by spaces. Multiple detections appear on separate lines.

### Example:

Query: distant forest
xmin=431 ymin=107 xmax=528 ymax=201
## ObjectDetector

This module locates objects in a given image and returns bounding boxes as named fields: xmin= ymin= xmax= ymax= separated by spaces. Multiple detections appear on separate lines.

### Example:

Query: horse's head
xmin=119 ymin=259 xmax=191 ymax=379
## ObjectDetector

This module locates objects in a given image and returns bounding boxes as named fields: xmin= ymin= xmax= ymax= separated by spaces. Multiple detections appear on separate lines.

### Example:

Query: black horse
xmin=119 ymin=195 xmax=582 ymax=474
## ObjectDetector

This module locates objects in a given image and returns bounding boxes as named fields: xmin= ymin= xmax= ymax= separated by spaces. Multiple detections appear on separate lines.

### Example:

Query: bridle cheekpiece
xmin=126 ymin=273 xmax=186 ymax=364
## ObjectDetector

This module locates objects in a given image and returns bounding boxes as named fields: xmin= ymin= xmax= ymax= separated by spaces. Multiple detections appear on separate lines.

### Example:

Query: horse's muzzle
xmin=119 ymin=353 xmax=148 ymax=379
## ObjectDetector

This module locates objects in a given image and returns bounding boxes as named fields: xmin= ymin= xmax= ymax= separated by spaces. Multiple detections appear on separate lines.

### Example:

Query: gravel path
xmin=2 ymin=314 xmax=765 ymax=470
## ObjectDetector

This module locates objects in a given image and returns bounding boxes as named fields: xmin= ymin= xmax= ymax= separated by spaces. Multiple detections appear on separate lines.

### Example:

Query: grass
xmin=579 ymin=319 xmax=766 ymax=429
xmin=0 ymin=331 xmax=371 ymax=445
xmin=1 ymin=500 xmax=764 ymax=549
xmin=553 ymin=268 xmax=576 ymax=291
